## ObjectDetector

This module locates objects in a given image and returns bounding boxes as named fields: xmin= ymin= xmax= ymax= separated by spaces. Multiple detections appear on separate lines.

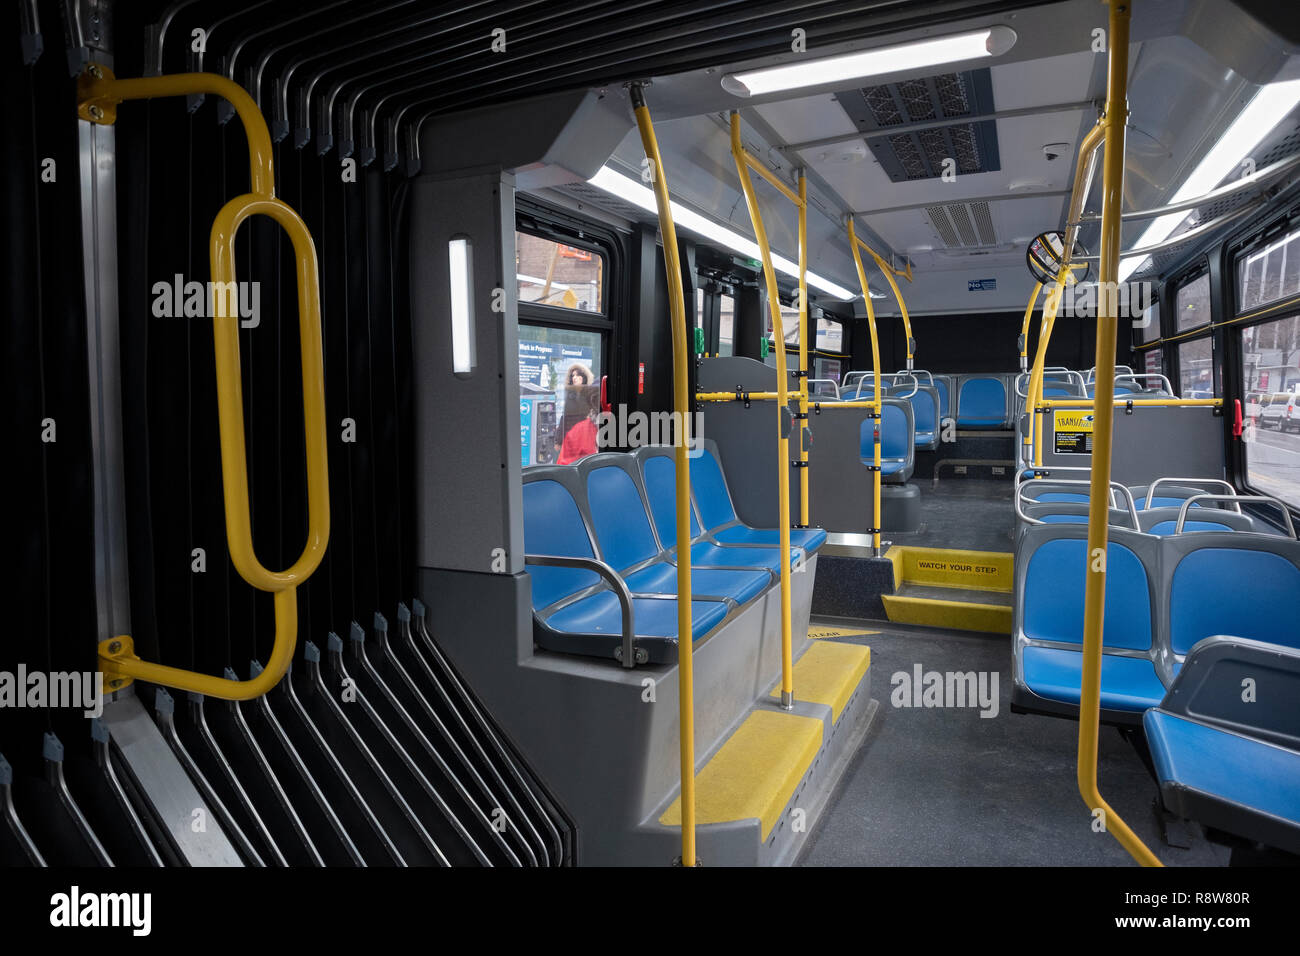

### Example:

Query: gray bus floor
xmin=797 ymin=621 xmax=1231 ymax=866
xmin=885 ymin=478 xmax=1015 ymax=554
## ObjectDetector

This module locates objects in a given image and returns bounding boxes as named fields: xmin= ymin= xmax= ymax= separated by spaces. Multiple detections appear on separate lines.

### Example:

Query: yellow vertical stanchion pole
xmin=1028 ymin=280 xmax=1065 ymax=468
xmin=1077 ymin=0 xmax=1161 ymax=867
xmin=630 ymin=84 xmax=697 ymax=866
xmin=730 ymin=112 xmax=794 ymax=708
xmin=1020 ymin=282 xmax=1042 ymax=374
xmin=797 ymin=170 xmax=810 ymax=528
xmin=1020 ymin=282 xmax=1043 ymax=466
xmin=846 ymin=219 xmax=883 ymax=556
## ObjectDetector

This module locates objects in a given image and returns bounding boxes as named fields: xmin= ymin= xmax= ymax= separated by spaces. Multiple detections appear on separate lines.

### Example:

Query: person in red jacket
xmin=557 ymin=386 xmax=599 ymax=464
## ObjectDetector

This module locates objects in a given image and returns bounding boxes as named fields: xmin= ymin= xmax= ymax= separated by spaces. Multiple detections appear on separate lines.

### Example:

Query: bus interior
xmin=4 ymin=0 xmax=1300 ymax=882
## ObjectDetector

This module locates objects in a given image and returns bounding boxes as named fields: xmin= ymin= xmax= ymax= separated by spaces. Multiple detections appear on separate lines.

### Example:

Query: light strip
xmin=587 ymin=165 xmax=855 ymax=299
xmin=448 ymin=237 xmax=475 ymax=375
xmin=721 ymin=27 xmax=1014 ymax=97
xmin=1118 ymin=79 xmax=1300 ymax=283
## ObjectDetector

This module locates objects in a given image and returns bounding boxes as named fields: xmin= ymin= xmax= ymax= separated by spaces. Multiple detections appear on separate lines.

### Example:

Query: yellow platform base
xmin=769 ymin=640 xmax=871 ymax=723
xmin=658 ymin=709 xmax=822 ymax=842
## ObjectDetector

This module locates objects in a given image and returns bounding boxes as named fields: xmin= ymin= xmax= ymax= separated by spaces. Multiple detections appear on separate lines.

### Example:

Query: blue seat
xmin=522 ymin=469 xmax=732 ymax=663
xmin=905 ymin=386 xmax=940 ymax=451
xmin=638 ymin=453 xmax=804 ymax=572
xmin=1012 ymin=527 xmax=1164 ymax=722
xmin=690 ymin=444 xmax=826 ymax=552
xmin=860 ymin=401 xmax=914 ymax=483
xmin=1144 ymin=637 xmax=1300 ymax=855
xmin=583 ymin=459 xmax=771 ymax=604
xmin=957 ymin=376 xmax=1008 ymax=428
xmin=932 ymin=377 xmax=952 ymax=422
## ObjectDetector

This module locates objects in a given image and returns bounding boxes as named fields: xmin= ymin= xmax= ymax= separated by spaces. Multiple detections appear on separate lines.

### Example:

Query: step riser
xmin=893 ymin=546 xmax=1014 ymax=593
xmin=881 ymin=595 xmax=1013 ymax=635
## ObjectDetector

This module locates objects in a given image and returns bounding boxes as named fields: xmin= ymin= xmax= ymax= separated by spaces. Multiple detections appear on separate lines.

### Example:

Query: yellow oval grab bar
xmin=82 ymin=65 xmax=329 ymax=701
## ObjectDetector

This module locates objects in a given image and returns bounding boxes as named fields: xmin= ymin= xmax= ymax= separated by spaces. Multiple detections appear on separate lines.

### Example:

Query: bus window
xmin=816 ymin=317 xmax=844 ymax=352
xmin=1175 ymin=271 xmax=1211 ymax=332
xmin=516 ymin=232 xmax=604 ymax=313
xmin=719 ymin=294 xmax=735 ymax=356
xmin=1239 ymin=227 xmax=1300 ymax=312
xmin=1177 ymin=336 xmax=1214 ymax=398
xmin=1241 ymin=313 xmax=1300 ymax=505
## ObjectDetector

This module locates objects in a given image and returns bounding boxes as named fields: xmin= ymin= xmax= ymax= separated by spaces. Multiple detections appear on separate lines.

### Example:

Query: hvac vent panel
xmin=555 ymin=182 xmax=647 ymax=221
xmin=925 ymin=202 xmax=999 ymax=249
xmin=838 ymin=68 xmax=1000 ymax=181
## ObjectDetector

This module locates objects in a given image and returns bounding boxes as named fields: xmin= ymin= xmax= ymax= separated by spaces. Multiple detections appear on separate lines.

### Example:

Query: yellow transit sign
xmin=1054 ymin=410 xmax=1095 ymax=432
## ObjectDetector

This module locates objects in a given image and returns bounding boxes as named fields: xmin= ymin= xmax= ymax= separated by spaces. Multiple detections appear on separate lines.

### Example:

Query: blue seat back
xmin=1022 ymin=536 xmax=1153 ymax=651
xmin=861 ymin=403 xmax=912 ymax=461
xmin=522 ymin=476 xmax=599 ymax=608
xmin=933 ymin=378 xmax=952 ymax=420
xmin=583 ymin=461 xmax=661 ymax=572
xmin=692 ymin=448 xmax=738 ymax=531
xmin=957 ymin=377 xmax=1007 ymax=426
xmin=908 ymin=388 xmax=938 ymax=436
xmin=639 ymin=452 xmax=702 ymax=546
xmin=1169 ymin=545 xmax=1300 ymax=655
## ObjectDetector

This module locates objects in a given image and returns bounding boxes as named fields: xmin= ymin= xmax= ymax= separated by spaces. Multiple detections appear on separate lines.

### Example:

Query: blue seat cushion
xmin=690 ymin=541 xmax=798 ymax=571
xmin=545 ymin=592 xmax=727 ymax=641
xmin=523 ymin=478 xmax=599 ymax=608
xmin=623 ymin=562 xmax=769 ymax=604
xmin=878 ymin=460 xmax=907 ymax=476
xmin=1022 ymin=645 xmax=1165 ymax=712
xmin=712 ymin=525 xmax=827 ymax=550
xmin=1144 ymin=710 xmax=1300 ymax=827
xmin=1040 ymin=513 xmax=1089 ymax=524
xmin=1034 ymin=491 xmax=1089 ymax=503
xmin=916 ymin=430 xmax=935 ymax=445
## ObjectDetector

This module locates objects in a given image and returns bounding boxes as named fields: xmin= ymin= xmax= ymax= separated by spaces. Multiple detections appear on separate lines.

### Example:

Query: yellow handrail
xmin=846 ymin=218 xmax=884 ymax=556
xmin=797 ymin=171 xmax=810 ymax=529
xmin=632 ymin=85 xmax=698 ymax=866
xmin=852 ymin=233 xmax=915 ymax=370
xmin=81 ymin=65 xmax=329 ymax=702
xmin=730 ymin=111 xmax=796 ymax=708
xmin=1019 ymin=281 xmax=1043 ymax=373
xmin=1078 ymin=0 xmax=1161 ymax=867
xmin=1026 ymin=119 xmax=1106 ymax=465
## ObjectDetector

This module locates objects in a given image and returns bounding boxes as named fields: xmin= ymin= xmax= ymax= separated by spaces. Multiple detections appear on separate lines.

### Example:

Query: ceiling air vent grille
xmin=926 ymin=201 xmax=999 ymax=249
xmin=554 ymin=181 xmax=647 ymax=221
xmin=837 ymin=68 xmax=1001 ymax=182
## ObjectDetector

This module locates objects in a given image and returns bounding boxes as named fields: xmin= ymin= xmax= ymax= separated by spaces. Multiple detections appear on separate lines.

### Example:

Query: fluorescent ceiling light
xmin=721 ymin=26 xmax=1016 ymax=97
xmin=1118 ymin=78 xmax=1300 ymax=283
xmin=448 ymin=238 xmax=475 ymax=375
xmin=587 ymin=165 xmax=855 ymax=299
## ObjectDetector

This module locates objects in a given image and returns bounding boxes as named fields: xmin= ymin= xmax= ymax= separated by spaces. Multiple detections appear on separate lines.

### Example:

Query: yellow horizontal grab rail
xmin=695 ymin=391 xmax=880 ymax=410
xmin=1036 ymin=398 xmax=1222 ymax=408
xmin=78 ymin=65 xmax=275 ymax=198
xmin=83 ymin=66 xmax=329 ymax=702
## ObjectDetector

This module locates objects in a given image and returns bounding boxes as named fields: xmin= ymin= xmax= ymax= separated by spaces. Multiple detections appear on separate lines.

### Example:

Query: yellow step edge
xmin=659 ymin=709 xmax=822 ymax=842
xmin=768 ymin=641 xmax=871 ymax=723
xmin=807 ymin=625 xmax=879 ymax=641
xmin=896 ymin=546 xmax=1014 ymax=593
xmin=881 ymin=593 xmax=1012 ymax=634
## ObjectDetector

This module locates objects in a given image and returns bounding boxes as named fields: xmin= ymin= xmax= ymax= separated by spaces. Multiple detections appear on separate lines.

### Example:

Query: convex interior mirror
xmin=1026 ymin=231 xmax=1091 ymax=286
